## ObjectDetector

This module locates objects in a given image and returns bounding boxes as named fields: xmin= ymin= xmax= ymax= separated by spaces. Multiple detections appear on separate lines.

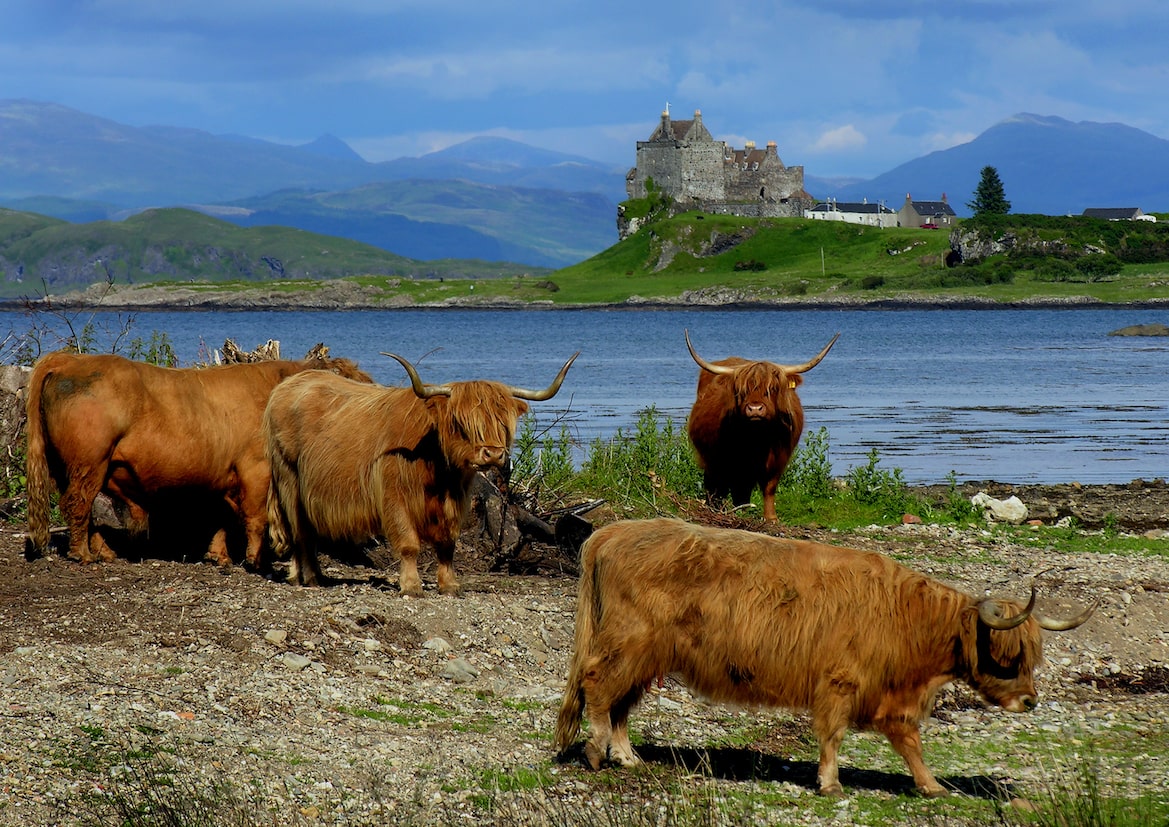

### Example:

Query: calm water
xmin=4 ymin=306 xmax=1166 ymax=484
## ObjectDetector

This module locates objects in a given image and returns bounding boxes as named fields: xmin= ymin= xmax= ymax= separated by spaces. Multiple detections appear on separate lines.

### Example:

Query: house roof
xmin=1083 ymin=207 xmax=1142 ymax=220
xmin=906 ymin=200 xmax=957 ymax=217
xmin=810 ymin=202 xmax=894 ymax=215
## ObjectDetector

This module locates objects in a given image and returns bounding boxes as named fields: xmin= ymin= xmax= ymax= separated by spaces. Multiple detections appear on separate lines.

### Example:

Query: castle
xmin=621 ymin=107 xmax=814 ymax=237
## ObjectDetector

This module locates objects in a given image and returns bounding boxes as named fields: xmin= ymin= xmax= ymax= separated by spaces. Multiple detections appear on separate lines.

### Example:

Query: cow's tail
xmin=554 ymin=531 xmax=603 ymax=754
xmin=263 ymin=419 xmax=293 ymax=561
xmin=24 ymin=358 xmax=54 ymax=557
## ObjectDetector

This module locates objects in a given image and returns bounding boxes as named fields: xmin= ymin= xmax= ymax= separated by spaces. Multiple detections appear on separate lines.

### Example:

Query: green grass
xmin=12 ymin=208 xmax=1169 ymax=305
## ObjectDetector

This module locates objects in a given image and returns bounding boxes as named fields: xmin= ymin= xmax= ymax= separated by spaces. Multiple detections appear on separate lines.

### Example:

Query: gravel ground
xmin=1 ymin=483 xmax=1168 ymax=826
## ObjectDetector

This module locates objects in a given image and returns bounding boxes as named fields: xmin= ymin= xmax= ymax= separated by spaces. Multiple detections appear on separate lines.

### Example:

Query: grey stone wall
xmin=624 ymin=112 xmax=809 ymax=223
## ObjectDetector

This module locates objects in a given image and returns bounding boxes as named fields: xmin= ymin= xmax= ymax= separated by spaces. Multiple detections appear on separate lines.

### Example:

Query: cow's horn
xmin=685 ymin=330 xmax=737 ymax=375
xmin=504 ymin=351 xmax=580 ymax=401
xmin=382 ymin=352 xmax=453 ymax=398
xmin=978 ymin=584 xmax=1037 ymax=630
xmin=1036 ymin=600 xmax=1097 ymax=632
xmin=774 ymin=332 xmax=841 ymax=374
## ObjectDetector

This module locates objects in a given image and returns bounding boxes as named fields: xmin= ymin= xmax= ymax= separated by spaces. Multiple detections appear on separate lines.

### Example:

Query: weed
xmin=576 ymin=406 xmax=703 ymax=516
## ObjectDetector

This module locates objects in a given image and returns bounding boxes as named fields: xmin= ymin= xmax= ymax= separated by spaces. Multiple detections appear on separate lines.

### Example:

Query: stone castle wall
xmin=622 ymin=109 xmax=812 ymax=237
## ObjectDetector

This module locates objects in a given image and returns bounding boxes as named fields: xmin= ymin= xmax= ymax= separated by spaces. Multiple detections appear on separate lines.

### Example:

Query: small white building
xmin=805 ymin=199 xmax=897 ymax=228
xmin=1082 ymin=207 xmax=1156 ymax=223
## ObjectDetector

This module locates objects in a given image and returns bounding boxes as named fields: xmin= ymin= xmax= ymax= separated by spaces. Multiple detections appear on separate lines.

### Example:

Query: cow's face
xmin=732 ymin=362 xmax=803 ymax=423
xmin=964 ymin=605 xmax=1043 ymax=713
xmin=444 ymin=382 xmax=529 ymax=470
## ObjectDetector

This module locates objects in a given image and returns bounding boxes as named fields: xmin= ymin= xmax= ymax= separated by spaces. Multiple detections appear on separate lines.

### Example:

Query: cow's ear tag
xmin=789 ymin=380 xmax=797 ymax=389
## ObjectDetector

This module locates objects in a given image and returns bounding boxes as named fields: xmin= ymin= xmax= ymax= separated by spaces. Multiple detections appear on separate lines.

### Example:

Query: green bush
xmin=1074 ymin=252 xmax=1123 ymax=280
xmin=511 ymin=417 xmax=578 ymax=504
xmin=576 ymin=407 xmax=703 ymax=515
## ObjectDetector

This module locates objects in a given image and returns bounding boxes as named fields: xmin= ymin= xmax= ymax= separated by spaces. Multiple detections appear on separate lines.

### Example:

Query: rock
xmin=441 ymin=658 xmax=479 ymax=683
xmin=282 ymin=652 xmax=312 ymax=671
xmin=971 ymin=492 xmax=1029 ymax=524
xmin=1108 ymin=323 xmax=1169 ymax=337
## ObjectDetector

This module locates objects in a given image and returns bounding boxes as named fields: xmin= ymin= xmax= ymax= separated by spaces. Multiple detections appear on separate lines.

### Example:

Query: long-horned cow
xmin=555 ymin=518 xmax=1094 ymax=797
xmin=25 ymin=350 xmax=372 ymax=567
xmin=263 ymin=350 xmax=578 ymax=595
xmin=685 ymin=330 xmax=838 ymax=522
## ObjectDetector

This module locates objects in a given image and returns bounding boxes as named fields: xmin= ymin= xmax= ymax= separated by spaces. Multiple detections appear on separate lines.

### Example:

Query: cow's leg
xmin=882 ymin=722 xmax=948 ymax=798
xmin=397 ymin=544 xmax=424 ymax=597
xmin=60 ymin=476 xmax=103 ymax=563
xmin=581 ymin=646 xmax=649 ymax=769
xmin=434 ymin=540 xmax=459 ymax=597
xmin=289 ymin=521 xmax=324 ymax=586
xmin=207 ymin=528 xmax=232 ymax=569
xmin=729 ymin=481 xmax=755 ymax=508
xmin=814 ymin=722 xmax=847 ymax=796
xmin=760 ymin=477 xmax=779 ymax=523
xmin=238 ymin=472 xmax=270 ymax=571
xmin=812 ymin=688 xmax=853 ymax=796
xmin=606 ymin=687 xmax=644 ymax=767
xmin=702 ymin=470 xmax=729 ymax=509
xmin=89 ymin=529 xmax=118 ymax=563
xmin=386 ymin=520 xmax=425 ymax=597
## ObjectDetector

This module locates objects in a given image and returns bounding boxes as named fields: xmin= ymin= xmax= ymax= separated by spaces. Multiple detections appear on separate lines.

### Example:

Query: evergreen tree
xmin=967 ymin=166 xmax=1011 ymax=215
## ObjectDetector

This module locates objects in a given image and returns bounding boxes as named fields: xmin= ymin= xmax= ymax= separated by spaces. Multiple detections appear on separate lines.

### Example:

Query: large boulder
xmin=1108 ymin=323 xmax=1169 ymax=337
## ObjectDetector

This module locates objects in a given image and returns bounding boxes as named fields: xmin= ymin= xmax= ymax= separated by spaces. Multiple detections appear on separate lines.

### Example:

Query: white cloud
xmin=811 ymin=125 xmax=867 ymax=153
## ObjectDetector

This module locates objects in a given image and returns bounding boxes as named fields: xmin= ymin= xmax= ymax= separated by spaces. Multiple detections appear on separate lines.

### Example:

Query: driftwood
xmin=216 ymin=338 xmax=332 ymax=364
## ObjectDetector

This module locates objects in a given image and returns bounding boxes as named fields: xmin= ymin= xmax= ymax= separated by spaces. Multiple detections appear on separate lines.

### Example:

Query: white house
xmin=805 ymin=199 xmax=897 ymax=228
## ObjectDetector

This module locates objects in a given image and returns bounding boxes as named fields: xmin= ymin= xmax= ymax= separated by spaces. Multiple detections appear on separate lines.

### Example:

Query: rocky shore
xmin=14 ymin=278 xmax=1169 ymax=312
xmin=1 ymin=481 xmax=1167 ymax=826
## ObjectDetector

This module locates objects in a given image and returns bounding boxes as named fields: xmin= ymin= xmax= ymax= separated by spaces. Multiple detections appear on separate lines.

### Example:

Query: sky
xmin=4 ymin=1 xmax=1169 ymax=179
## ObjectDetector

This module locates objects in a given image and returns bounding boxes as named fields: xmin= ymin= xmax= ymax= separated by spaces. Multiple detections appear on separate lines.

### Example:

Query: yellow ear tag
xmin=789 ymin=380 xmax=797 ymax=389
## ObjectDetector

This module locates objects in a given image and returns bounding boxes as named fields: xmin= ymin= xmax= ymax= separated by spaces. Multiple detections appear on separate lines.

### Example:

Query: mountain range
xmin=813 ymin=113 xmax=1169 ymax=216
xmin=2 ymin=100 xmax=1169 ymax=270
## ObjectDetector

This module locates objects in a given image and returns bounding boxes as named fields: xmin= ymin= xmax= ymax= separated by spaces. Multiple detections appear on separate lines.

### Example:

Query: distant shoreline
xmin=5 ymin=281 xmax=1169 ymax=313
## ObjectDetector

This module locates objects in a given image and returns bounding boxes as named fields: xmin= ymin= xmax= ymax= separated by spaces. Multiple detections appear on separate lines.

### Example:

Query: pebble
xmin=2 ymin=523 xmax=1167 ymax=826
xmin=282 ymin=652 xmax=312 ymax=671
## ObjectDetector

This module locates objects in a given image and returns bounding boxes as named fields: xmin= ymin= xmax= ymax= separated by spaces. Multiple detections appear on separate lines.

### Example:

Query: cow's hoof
xmin=817 ymin=783 xmax=844 ymax=797
xmin=919 ymin=786 xmax=950 ymax=799
xmin=583 ymin=742 xmax=605 ymax=771
xmin=438 ymin=583 xmax=461 ymax=597
xmin=399 ymin=583 xmax=424 ymax=598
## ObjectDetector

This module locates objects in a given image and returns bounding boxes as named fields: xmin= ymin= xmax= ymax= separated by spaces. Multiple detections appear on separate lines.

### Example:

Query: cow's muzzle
xmin=474 ymin=446 xmax=508 ymax=468
xmin=1003 ymin=693 xmax=1038 ymax=713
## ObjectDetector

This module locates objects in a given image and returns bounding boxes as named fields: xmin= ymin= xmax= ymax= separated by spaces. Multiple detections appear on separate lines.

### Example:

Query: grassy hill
xmin=329 ymin=211 xmax=1169 ymax=307
xmin=0 ymin=206 xmax=547 ymax=298
xmin=9 ymin=208 xmax=1169 ymax=307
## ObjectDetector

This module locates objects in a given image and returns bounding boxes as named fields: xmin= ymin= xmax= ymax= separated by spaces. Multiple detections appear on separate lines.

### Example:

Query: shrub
xmin=1074 ymin=252 xmax=1123 ymax=280
xmin=845 ymin=448 xmax=910 ymax=512
xmin=576 ymin=407 xmax=702 ymax=515
xmin=511 ymin=416 xmax=578 ymax=504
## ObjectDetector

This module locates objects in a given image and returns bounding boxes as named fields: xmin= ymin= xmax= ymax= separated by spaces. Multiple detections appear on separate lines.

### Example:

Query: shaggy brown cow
xmin=685 ymin=329 xmax=838 ymax=522
xmin=263 ymin=350 xmax=579 ymax=595
xmin=25 ymin=351 xmax=372 ymax=567
xmin=555 ymin=518 xmax=1094 ymax=797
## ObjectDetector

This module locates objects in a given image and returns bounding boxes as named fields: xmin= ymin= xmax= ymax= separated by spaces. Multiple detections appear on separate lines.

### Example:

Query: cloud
xmin=811 ymin=125 xmax=867 ymax=153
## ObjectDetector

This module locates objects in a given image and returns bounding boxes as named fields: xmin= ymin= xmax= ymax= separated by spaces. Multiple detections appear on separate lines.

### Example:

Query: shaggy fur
xmin=24 ymin=351 xmax=371 ymax=567
xmin=687 ymin=357 xmax=808 ymax=522
xmin=554 ymin=518 xmax=1074 ymax=798
xmin=263 ymin=373 xmax=533 ymax=596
